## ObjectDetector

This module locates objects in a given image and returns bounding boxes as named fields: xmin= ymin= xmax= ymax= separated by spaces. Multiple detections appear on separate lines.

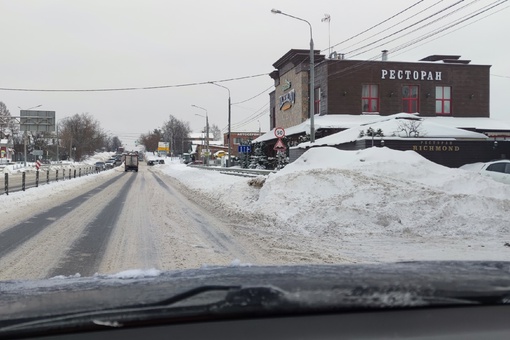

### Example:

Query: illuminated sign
xmin=279 ymin=89 xmax=295 ymax=111
xmin=381 ymin=69 xmax=442 ymax=81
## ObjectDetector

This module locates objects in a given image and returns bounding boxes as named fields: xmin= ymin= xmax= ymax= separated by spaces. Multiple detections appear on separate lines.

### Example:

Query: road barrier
xmin=2 ymin=166 xmax=96 ymax=195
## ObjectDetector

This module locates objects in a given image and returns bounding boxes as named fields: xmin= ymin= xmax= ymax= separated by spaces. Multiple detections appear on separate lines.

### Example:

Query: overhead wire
xmin=389 ymin=0 xmax=508 ymax=55
xmin=325 ymin=0 xmax=428 ymax=52
xmin=392 ymin=4 xmax=509 ymax=58
xmin=323 ymin=0 xmax=507 ymax=82
xmin=348 ymin=0 xmax=485 ymax=58
xmin=344 ymin=0 xmax=466 ymax=57
xmin=0 ymin=73 xmax=269 ymax=92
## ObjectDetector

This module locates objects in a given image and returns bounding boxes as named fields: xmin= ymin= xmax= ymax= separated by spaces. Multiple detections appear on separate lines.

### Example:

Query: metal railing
xmin=2 ymin=165 xmax=98 ymax=195
xmin=188 ymin=165 xmax=275 ymax=177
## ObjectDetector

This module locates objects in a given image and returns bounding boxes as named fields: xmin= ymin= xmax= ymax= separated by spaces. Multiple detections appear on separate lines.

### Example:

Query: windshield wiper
xmin=1 ymin=283 xmax=509 ymax=337
xmin=0 ymin=285 xmax=290 ymax=336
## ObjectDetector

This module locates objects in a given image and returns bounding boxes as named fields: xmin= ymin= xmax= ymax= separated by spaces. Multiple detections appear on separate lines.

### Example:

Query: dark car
xmin=95 ymin=161 xmax=106 ymax=172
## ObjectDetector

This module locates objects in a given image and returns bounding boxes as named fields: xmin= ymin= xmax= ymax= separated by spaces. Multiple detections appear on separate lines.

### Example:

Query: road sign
xmin=238 ymin=145 xmax=251 ymax=153
xmin=274 ymin=127 xmax=286 ymax=138
xmin=273 ymin=138 xmax=287 ymax=151
xmin=35 ymin=160 xmax=41 ymax=170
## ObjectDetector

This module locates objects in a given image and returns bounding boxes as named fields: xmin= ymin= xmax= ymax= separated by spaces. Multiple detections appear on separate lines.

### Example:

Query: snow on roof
xmin=253 ymin=114 xmax=380 ymax=143
xmin=296 ymin=114 xmax=488 ymax=148
xmin=254 ymin=113 xmax=506 ymax=144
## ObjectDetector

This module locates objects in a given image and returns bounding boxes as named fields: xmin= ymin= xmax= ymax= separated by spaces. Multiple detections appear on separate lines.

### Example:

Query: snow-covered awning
xmin=253 ymin=113 xmax=508 ymax=144
xmin=295 ymin=113 xmax=489 ymax=149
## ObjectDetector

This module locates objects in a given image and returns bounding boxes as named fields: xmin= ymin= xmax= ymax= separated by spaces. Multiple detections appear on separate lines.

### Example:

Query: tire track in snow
xmin=47 ymin=173 xmax=138 ymax=277
xmin=150 ymin=171 xmax=253 ymax=262
xmin=0 ymin=174 xmax=124 ymax=259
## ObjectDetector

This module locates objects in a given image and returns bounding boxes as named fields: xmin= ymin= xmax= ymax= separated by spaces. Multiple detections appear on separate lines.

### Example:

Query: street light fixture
xmin=271 ymin=9 xmax=315 ymax=143
xmin=209 ymin=82 xmax=231 ymax=167
xmin=191 ymin=104 xmax=209 ymax=165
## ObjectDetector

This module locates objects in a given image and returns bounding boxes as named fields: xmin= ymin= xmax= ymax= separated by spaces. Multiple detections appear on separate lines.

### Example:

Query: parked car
xmin=479 ymin=159 xmax=510 ymax=184
xmin=95 ymin=161 xmax=106 ymax=172
xmin=105 ymin=160 xmax=115 ymax=169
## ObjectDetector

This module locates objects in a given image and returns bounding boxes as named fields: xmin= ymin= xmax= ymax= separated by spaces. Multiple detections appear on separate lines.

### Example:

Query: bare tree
xmin=161 ymin=115 xmax=191 ymax=155
xmin=139 ymin=129 xmax=162 ymax=153
xmin=0 ymin=101 xmax=18 ymax=139
xmin=396 ymin=118 xmax=424 ymax=137
xmin=59 ymin=113 xmax=105 ymax=161
xmin=209 ymin=124 xmax=221 ymax=141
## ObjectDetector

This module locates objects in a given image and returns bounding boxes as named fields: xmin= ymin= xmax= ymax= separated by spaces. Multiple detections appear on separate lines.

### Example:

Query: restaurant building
xmin=257 ymin=49 xmax=510 ymax=167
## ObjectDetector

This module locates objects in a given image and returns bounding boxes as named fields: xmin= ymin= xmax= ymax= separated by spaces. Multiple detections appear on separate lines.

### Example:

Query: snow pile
xmin=158 ymin=147 xmax=510 ymax=241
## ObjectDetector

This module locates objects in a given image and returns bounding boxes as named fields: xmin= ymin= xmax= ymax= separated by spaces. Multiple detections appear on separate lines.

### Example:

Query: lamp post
xmin=191 ymin=105 xmax=209 ymax=165
xmin=18 ymin=105 xmax=42 ymax=166
xmin=271 ymin=9 xmax=315 ymax=143
xmin=209 ymin=82 xmax=231 ymax=167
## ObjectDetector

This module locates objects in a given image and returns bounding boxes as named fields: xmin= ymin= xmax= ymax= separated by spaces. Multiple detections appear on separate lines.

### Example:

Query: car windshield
xmin=0 ymin=0 xmax=509 ymax=337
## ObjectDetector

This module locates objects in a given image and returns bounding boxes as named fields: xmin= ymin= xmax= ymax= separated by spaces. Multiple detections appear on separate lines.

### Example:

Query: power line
xmin=339 ymin=0 xmax=446 ymax=53
xmin=326 ymin=0 xmax=428 ymax=52
xmin=348 ymin=0 xmax=485 ymax=58
xmin=0 ymin=73 xmax=269 ymax=92
xmin=389 ymin=0 xmax=508 ymax=55
xmin=232 ymin=85 xmax=273 ymax=105
xmin=323 ymin=1 xmax=507 ymax=81
xmin=391 ymin=3 xmax=509 ymax=57
xmin=491 ymin=73 xmax=510 ymax=79
xmin=344 ymin=0 xmax=466 ymax=57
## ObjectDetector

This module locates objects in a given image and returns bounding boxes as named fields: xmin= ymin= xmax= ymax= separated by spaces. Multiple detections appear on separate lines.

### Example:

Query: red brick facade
xmin=270 ymin=50 xmax=491 ymax=130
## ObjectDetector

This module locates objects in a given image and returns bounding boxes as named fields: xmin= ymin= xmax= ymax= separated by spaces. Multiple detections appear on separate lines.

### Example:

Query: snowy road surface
xmin=0 ymin=164 xmax=262 ymax=280
xmin=1 ymin=147 xmax=509 ymax=281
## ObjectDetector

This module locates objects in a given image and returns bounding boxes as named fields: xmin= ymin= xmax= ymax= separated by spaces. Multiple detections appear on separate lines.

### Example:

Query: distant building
xmin=224 ymin=131 xmax=264 ymax=157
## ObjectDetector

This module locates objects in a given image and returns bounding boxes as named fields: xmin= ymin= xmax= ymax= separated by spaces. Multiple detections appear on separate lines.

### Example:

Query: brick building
xmin=224 ymin=131 xmax=264 ymax=157
xmin=257 ymin=49 xmax=510 ymax=167
xmin=269 ymin=49 xmax=490 ymax=128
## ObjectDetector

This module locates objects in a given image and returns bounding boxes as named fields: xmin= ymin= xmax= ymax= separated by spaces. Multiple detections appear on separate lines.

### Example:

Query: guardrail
xmin=188 ymin=165 xmax=276 ymax=177
xmin=2 ymin=165 xmax=99 ymax=195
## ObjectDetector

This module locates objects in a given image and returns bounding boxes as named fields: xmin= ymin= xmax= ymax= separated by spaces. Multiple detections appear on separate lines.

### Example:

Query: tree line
xmin=139 ymin=114 xmax=221 ymax=156
xmin=0 ymin=102 xmax=122 ymax=162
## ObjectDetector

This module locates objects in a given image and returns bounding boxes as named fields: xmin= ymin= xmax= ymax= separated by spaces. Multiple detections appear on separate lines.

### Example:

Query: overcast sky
xmin=1 ymin=0 xmax=509 ymax=148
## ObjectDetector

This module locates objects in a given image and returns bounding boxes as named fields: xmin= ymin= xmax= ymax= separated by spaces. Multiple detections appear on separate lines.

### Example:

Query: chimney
xmin=382 ymin=50 xmax=388 ymax=61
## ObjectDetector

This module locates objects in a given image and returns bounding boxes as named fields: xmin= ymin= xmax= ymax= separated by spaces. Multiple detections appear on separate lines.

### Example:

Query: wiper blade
xmin=0 ymin=285 xmax=289 ymax=335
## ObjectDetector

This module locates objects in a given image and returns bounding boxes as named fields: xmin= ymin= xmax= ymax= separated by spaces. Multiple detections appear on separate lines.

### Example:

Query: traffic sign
xmin=274 ymin=127 xmax=286 ymax=138
xmin=273 ymin=138 xmax=287 ymax=151
xmin=238 ymin=145 xmax=251 ymax=153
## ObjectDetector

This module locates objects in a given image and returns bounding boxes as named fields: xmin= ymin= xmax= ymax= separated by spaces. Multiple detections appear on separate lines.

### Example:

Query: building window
xmin=314 ymin=88 xmax=321 ymax=115
xmin=402 ymin=85 xmax=419 ymax=113
xmin=362 ymin=85 xmax=379 ymax=113
xmin=436 ymin=86 xmax=451 ymax=115
xmin=233 ymin=138 xmax=243 ymax=145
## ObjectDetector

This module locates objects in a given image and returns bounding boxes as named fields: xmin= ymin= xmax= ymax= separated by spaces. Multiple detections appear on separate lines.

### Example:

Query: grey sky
xmin=1 ymin=0 xmax=508 ymax=149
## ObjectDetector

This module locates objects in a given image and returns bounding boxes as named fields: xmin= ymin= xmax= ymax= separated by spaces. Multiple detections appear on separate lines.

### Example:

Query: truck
xmin=124 ymin=153 xmax=139 ymax=172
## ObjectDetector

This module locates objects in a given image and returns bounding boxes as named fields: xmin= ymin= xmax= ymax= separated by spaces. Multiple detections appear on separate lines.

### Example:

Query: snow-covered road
xmin=0 ymin=163 xmax=268 ymax=281
xmin=1 ymin=147 xmax=509 ymax=281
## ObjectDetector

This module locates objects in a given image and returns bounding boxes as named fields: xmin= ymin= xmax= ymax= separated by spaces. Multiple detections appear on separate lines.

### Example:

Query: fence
xmin=2 ymin=166 xmax=97 ymax=195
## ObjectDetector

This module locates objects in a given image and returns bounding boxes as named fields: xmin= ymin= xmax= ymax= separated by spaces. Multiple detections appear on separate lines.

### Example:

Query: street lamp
xmin=18 ymin=105 xmax=42 ymax=166
xmin=271 ymin=9 xmax=315 ymax=143
xmin=191 ymin=105 xmax=209 ymax=165
xmin=209 ymin=82 xmax=231 ymax=167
